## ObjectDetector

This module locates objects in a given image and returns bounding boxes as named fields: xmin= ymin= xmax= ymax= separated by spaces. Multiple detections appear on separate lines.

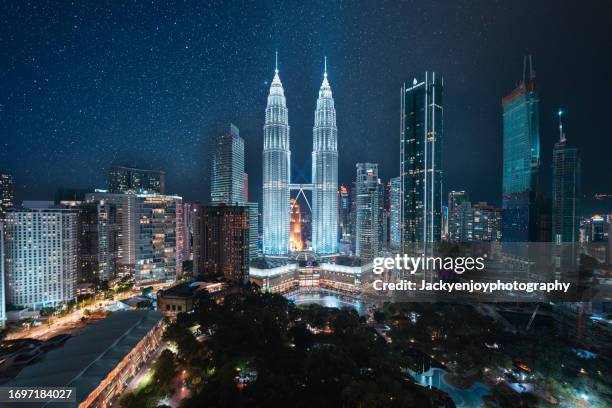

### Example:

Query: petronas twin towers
xmin=263 ymin=55 xmax=338 ymax=255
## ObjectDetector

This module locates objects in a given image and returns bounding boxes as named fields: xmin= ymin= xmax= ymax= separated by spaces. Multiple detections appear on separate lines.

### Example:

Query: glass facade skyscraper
xmin=311 ymin=61 xmax=338 ymax=254
xmin=211 ymin=124 xmax=245 ymax=205
xmin=502 ymin=58 xmax=541 ymax=242
xmin=262 ymin=59 xmax=291 ymax=255
xmin=400 ymin=73 xmax=443 ymax=252
xmin=389 ymin=177 xmax=401 ymax=249
xmin=355 ymin=163 xmax=380 ymax=260
xmin=552 ymin=110 xmax=580 ymax=243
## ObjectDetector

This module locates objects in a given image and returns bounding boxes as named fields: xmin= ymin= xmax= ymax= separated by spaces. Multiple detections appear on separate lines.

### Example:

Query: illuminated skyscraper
xmin=502 ymin=57 xmax=541 ymax=242
xmin=0 ymin=224 xmax=5 ymax=328
xmin=400 ymin=73 xmax=444 ymax=251
xmin=262 ymin=53 xmax=291 ymax=255
xmin=289 ymin=198 xmax=303 ymax=251
xmin=389 ymin=177 xmax=401 ymax=249
xmin=338 ymin=185 xmax=351 ymax=240
xmin=211 ymin=124 xmax=244 ymax=205
xmin=311 ymin=58 xmax=338 ymax=254
xmin=0 ymin=173 xmax=14 ymax=219
xmin=355 ymin=163 xmax=380 ymax=260
xmin=552 ymin=109 xmax=580 ymax=243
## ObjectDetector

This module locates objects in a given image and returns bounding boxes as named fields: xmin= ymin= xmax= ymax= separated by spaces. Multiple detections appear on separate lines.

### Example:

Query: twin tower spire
xmin=262 ymin=53 xmax=339 ymax=256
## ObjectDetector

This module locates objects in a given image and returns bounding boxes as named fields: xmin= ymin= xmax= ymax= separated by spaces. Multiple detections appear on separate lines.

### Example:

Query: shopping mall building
xmin=249 ymin=252 xmax=367 ymax=294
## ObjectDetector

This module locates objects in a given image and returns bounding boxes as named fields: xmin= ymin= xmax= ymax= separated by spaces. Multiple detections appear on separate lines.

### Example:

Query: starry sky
xmin=1 ymin=0 xmax=611 ymax=214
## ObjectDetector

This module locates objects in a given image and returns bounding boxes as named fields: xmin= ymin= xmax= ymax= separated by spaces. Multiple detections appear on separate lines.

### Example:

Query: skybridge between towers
xmin=289 ymin=183 xmax=313 ymax=212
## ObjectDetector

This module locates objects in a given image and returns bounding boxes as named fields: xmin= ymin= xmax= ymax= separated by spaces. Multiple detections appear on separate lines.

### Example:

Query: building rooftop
xmin=5 ymin=310 xmax=164 ymax=407
xmin=158 ymin=281 xmax=225 ymax=298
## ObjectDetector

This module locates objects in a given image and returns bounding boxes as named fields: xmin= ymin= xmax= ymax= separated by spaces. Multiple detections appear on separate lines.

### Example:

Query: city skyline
xmin=1 ymin=2 xmax=611 ymax=216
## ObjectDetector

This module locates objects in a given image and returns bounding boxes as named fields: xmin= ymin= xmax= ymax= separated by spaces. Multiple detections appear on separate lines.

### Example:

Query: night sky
xmin=1 ymin=1 xmax=611 ymax=214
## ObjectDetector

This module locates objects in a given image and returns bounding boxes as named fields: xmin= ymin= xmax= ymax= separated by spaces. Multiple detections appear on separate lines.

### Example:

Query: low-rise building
xmin=249 ymin=253 xmax=362 ymax=294
xmin=157 ymin=281 xmax=225 ymax=315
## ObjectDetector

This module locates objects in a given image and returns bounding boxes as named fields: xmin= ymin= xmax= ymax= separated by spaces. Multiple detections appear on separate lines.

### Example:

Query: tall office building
xmin=311 ymin=59 xmax=338 ymax=254
xmin=355 ymin=163 xmax=380 ymax=260
xmin=552 ymin=110 xmax=580 ymax=243
xmin=400 ymin=73 xmax=443 ymax=252
xmin=502 ymin=57 xmax=541 ymax=242
xmin=262 ymin=55 xmax=291 ymax=255
xmin=195 ymin=204 xmax=250 ymax=282
xmin=5 ymin=208 xmax=77 ymax=309
xmin=389 ymin=177 xmax=401 ymax=249
xmin=108 ymin=165 xmax=165 ymax=195
xmin=0 ymin=224 xmax=6 ymax=327
xmin=211 ymin=124 xmax=245 ymax=204
xmin=290 ymin=198 xmax=303 ymax=251
xmin=77 ymin=201 xmax=118 ymax=283
xmin=209 ymin=124 xmax=258 ymax=260
xmin=0 ymin=173 xmax=14 ymax=218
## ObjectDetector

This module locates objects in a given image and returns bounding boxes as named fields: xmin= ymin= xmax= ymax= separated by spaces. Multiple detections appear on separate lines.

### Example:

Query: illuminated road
xmin=5 ymin=290 xmax=139 ymax=341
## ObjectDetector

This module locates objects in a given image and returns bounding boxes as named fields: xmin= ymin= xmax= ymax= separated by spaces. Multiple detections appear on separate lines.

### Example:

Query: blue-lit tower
xmin=311 ymin=58 xmax=338 ymax=254
xmin=552 ymin=109 xmax=580 ymax=243
xmin=501 ymin=56 xmax=541 ymax=242
xmin=263 ymin=53 xmax=291 ymax=255
xmin=400 ymin=72 xmax=444 ymax=252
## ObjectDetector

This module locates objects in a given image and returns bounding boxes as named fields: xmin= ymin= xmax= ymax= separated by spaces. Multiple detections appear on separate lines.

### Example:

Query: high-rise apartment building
xmin=355 ymin=163 xmax=380 ymax=260
xmin=0 ymin=173 xmax=14 ymax=218
xmin=86 ymin=192 xmax=137 ymax=275
xmin=400 ymin=73 xmax=443 ymax=251
xmin=211 ymin=124 xmax=245 ymax=205
xmin=135 ymin=194 xmax=182 ymax=283
xmin=77 ymin=201 xmax=118 ymax=283
xmin=5 ymin=208 xmax=78 ymax=309
xmin=502 ymin=57 xmax=541 ymax=242
xmin=311 ymin=59 xmax=338 ymax=254
xmin=86 ymin=191 xmax=183 ymax=281
xmin=552 ymin=110 xmax=580 ymax=244
xmin=108 ymin=165 xmax=165 ymax=195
